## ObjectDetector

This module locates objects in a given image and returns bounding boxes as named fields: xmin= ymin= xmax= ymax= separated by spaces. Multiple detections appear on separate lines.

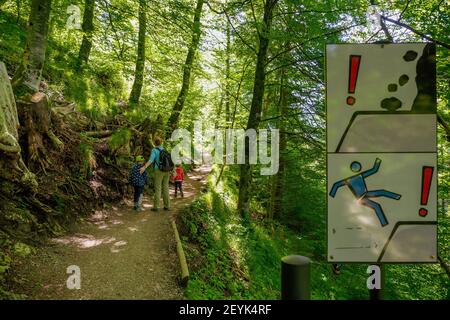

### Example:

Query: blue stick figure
xmin=329 ymin=158 xmax=401 ymax=227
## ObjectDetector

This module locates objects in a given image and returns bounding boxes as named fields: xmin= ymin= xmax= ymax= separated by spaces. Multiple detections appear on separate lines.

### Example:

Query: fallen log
xmin=84 ymin=130 xmax=114 ymax=138
xmin=172 ymin=219 xmax=189 ymax=286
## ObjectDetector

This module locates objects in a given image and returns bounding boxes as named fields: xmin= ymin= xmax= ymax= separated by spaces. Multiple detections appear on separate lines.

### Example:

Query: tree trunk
xmin=77 ymin=0 xmax=95 ymax=67
xmin=268 ymin=66 xmax=288 ymax=220
xmin=438 ymin=255 xmax=450 ymax=280
xmin=128 ymin=0 xmax=147 ymax=106
xmin=237 ymin=0 xmax=278 ymax=217
xmin=17 ymin=92 xmax=63 ymax=173
xmin=12 ymin=0 xmax=52 ymax=93
xmin=136 ymin=114 xmax=162 ymax=157
xmin=225 ymin=19 xmax=231 ymax=126
xmin=0 ymin=62 xmax=37 ymax=187
xmin=438 ymin=112 xmax=450 ymax=142
xmin=165 ymin=0 xmax=204 ymax=139
xmin=215 ymin=91 xmax=224 ymax=127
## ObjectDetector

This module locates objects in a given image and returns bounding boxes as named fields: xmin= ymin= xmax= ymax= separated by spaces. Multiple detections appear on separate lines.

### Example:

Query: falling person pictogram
xmin=329 ymin=158 xmax=401 ymax=227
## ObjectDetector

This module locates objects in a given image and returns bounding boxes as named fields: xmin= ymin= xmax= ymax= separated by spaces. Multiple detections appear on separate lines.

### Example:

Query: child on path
xmin=173 ymin=164 xmax=184 ymax=198
xmin=129 ymin=155 xmax=148 ymax=211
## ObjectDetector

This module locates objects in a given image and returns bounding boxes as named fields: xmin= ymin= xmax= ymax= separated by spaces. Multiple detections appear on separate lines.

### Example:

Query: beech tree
xmin=12 ymin=0 xmax=52 ymax=92
xmin=237 ymin=0 xmax=278 ymax=217
xmin=129 ymin=0 xmax=147 ymax=106
xmin=165 ymin=0 xmax=204 ymax=138
xmin=77 ymin=0 xmax=96 ymax=67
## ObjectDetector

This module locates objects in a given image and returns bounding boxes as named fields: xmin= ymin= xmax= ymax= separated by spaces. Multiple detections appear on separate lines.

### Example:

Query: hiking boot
xmin=151 ymin=208 xmax=159 ymax=212
xmin=164 ymin=207 xmax=170 ymax=211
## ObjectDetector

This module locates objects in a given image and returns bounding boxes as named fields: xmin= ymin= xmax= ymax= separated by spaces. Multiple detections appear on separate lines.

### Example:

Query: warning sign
xmin=326 ymin=43 xmax=437 ymax=263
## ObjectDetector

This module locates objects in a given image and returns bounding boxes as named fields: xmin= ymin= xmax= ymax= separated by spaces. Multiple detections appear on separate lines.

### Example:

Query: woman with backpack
xmin=139 ymin=137 xmax=174 ymax=211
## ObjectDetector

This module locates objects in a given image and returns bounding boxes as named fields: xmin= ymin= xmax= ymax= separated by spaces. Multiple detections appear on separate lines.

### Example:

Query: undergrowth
xmin=178 ymin=168 xmax=450 ymax=300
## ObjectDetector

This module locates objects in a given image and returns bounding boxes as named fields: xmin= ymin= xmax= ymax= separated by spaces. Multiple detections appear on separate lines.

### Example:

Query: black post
xmin=369 ymin=264 xmax=385 ymax=300
xmin=281 ymin=255 xmax=311 ymax=300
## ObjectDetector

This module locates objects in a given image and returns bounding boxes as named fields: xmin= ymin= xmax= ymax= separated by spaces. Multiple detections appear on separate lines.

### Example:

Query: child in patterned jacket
xmin=129 ymin=155 xmax=148 ymax=211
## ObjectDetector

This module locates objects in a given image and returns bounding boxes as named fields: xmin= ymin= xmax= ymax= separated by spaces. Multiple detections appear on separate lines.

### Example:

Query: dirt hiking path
xmin=11 ymin=166 xmax=210 ymax=299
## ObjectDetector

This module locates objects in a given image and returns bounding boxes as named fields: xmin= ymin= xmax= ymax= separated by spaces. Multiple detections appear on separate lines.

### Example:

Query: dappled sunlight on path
xmin=11 ymin=165 xmax=210 ymax=300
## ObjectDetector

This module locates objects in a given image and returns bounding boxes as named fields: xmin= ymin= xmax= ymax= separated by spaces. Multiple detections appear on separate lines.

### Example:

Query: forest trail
xmin=11 ymin=166 xmax=210 ymax=300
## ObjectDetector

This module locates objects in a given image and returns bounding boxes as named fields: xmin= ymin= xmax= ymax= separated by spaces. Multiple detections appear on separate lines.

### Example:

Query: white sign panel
xmin=326 ymin=43 xmax=437 ymax=263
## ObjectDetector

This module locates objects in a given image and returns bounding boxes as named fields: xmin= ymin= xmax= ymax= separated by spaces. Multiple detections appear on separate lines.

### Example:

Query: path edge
xmin=171 ymin=218 xmax=189 ymax=287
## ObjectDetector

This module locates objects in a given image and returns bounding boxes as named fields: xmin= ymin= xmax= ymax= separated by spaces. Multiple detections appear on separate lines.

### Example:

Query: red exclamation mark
xmin=347 ymin=55 xmax=361 ymax=106
xmin=419 ymin=166 xmax=434 ymax=217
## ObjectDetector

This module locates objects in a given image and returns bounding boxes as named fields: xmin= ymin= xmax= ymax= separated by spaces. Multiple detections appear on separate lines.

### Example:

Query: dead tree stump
xmin=17 ymin=91 xmax=64 ymax=173
xmin=0 ymin=62 xmax=37 ymax=187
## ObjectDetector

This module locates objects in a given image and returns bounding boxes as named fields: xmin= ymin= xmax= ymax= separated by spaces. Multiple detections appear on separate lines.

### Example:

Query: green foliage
xmin=181 ymin=194 xmax=251 ymax=299
xmin=108 ymin=128 xmax=132 ymax=152
xmin=181 ymin=165 xmax=450 ymax=300
xmin=51 ymin=192 xmax=67 ymax=213
xmin=0 ymin=209 xmax=36 ymax=300
xmin=13 ymin=242 xmax=34 ymax=258
xmin=0 ymin=248 xmax=13 ymax=299
xmin=79 ymin=140 xmax=96 ymax=177
xmin=0 ymin=9 xmax=25 ymax=72
xmin=0 ymin=237 xmax=34 ymax=299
